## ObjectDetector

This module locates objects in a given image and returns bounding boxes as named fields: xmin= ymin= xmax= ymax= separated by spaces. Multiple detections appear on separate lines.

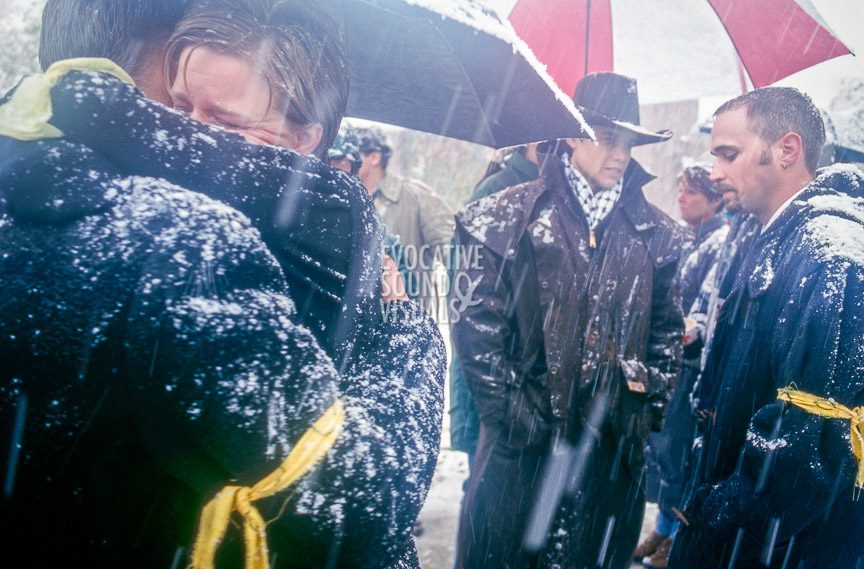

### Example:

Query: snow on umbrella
xmin=508 ymin=0 xmax=852 ymax=104
xmin=318 ymin=0 xmax=592 ymax=147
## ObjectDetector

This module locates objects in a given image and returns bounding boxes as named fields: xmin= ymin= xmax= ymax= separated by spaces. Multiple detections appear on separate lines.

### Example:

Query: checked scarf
xmin=562 ymin=153 xmax=622 ymax=230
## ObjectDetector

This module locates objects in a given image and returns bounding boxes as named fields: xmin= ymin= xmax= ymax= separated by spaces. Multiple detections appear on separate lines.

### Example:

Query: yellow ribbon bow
xmin=0 ymin=57 xmax=134 ymax=141
xmin=190 ymin=400 xmax=345 ymax=569
xmin=777 ymin=386 xmax=864 ymax=494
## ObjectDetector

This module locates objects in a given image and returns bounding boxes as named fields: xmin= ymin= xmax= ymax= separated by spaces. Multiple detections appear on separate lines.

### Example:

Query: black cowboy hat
xmin=574 ymin=72 xmax=672 ymax=146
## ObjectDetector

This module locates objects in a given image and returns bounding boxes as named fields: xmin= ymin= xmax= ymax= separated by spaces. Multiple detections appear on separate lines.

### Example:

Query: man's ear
xmin=777 ymin=131 xmax=804 ymax=170
xmin=563 ymin=137 xmax=581 ymax=151
xmin=292 ymin=122 xmax=324 ymax=155
xmin=365 ymin=150 xmax=382 ymax=167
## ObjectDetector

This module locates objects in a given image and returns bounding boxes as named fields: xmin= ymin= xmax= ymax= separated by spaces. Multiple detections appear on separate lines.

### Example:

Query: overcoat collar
xmin=457 ymin=156 xmax=662 ymax=262
xmin=541 ymin=153 xmax=657 ymax=232
xmin=744 ymin=165 xmax=864 ymax=299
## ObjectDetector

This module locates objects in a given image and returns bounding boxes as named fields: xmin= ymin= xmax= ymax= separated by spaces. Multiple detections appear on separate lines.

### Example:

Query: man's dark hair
xmin=714 ymin=87 xmax=825 ymax=175
xmin=357 ymin=127 xmax=393 ymax=170
xmin=39 ymin=0 xmax=190 ymax=76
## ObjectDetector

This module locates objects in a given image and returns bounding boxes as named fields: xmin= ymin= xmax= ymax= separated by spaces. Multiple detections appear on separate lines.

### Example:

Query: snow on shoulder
xmin=800 ymin=164 xmax=864 ymax=268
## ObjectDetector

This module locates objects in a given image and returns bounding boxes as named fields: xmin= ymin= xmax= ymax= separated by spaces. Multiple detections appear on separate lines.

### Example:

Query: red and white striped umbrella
xmin=508 ymin=0 xmax=852 ymax=103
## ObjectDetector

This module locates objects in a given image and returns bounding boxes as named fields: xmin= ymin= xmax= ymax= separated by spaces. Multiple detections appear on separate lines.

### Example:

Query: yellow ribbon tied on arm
xmin=190 ymin=400 xmax=345 ymax=569
xmin=777 ymin=386 xmax=864 ymax=493
xmin=0 ymin=57 xmax=134 ymax=141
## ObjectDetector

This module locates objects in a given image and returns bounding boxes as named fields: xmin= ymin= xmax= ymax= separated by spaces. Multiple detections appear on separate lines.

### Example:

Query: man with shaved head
xmin=671 ymin=87 xmax=864 ymax=568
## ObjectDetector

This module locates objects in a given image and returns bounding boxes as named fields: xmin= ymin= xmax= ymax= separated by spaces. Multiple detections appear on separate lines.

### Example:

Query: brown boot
xmin=642 ymin=537 xmax=672 ymax=569
xmin=633 ymin=531 xmax=665 ymax=559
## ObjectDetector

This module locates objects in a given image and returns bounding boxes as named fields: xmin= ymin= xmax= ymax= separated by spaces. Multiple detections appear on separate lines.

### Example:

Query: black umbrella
xmin=320 ymin=0 xmax=592 ymax=148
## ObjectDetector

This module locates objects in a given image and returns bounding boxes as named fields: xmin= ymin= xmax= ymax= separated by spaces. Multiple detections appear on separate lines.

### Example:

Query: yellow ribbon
xmin=777 ymin=386 xmax=864 ymax=492
xmin=0 ymin=57 xmax=134 ymax=141
xmin=190 ymin=400 xmax=345 ymax=569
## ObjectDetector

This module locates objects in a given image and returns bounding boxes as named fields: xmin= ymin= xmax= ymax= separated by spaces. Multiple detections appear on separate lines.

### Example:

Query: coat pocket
xmin=611 ymin=357 xmax=653 ymax=473
xmin=501 ymin=379 xmax=553 ymax=450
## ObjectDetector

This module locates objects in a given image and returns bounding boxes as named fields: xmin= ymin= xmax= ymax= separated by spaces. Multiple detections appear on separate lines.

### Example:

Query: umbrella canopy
xmin=509 ymin=0 xmax=852 ymax=103
xmin=318 ymin=0 xmax=591 ymax=147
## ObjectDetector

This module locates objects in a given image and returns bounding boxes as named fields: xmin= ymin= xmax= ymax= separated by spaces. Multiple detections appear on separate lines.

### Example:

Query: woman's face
xmin=677 ymin=177 xmax=718 ymax=227
xmin=171 ymin=45 xmax=320 ymax=152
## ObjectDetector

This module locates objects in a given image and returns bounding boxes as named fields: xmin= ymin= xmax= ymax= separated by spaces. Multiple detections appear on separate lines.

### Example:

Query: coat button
xmin=541 ymin=281 xmax=549 ymax=289
xmin=549 ymin=365 xmax=559 ymax=375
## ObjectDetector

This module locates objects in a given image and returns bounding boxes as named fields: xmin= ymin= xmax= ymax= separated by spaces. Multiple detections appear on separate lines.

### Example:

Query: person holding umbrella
xmin=451 ymin=72 xmax=685 ymax=569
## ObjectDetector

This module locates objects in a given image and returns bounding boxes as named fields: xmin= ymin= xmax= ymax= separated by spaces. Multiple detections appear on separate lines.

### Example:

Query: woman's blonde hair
xmin=165 ymin=0 xmax=349 ymax=159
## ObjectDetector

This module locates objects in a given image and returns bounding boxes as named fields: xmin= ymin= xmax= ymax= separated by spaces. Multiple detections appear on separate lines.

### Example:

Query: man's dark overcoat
xmin=452 ymin=155 xmax=684 ymax=569
xmin=672 ymin=165 xmax=864 ymax=568
xmin=449 ymin=151 xmax=540 ymax=458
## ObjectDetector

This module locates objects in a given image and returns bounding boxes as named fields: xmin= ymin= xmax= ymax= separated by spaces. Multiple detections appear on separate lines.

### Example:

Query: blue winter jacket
xmin=675 ymin=165 xmax=864 ymax=568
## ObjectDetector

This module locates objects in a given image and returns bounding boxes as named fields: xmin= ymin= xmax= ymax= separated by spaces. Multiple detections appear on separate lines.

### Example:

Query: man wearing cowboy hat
xmin=451 ymin=72 xmax=685 ymax=569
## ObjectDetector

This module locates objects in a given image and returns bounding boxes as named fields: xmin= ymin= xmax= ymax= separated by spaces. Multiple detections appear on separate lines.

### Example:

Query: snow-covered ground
xmin=415 ymin=450 xmax=468 ymax=568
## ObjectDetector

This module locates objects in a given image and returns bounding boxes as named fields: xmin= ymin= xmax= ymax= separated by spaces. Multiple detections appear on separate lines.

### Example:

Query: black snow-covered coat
xmin=0 ymin=70 xmax=445 ymax=568
xmin=678 ymin=212 xmax=729 ymax=315
xmin=673 ymin=165 xmax=864 ymax=569
xmin=41 ymin=69 xmax=384 ymax=363
xmin=449 ymin=151 xmax=540 ymax=457
xmin=688 ymin=212 xmax=762 ymax=375
xmin=0 ymin=138 xmax=338 ymax=567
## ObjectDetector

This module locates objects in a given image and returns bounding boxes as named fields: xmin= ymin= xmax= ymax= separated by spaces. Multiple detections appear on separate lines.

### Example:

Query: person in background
xmin=671 ymin=87 xmax=864 ymax=569
xmin=357 ymin=126 xmax=455 ymax=310
xmin=330 ymin=124 xmax=414 ymax=302
xmin=452 ymin=72 xmax=685 ymax=569
xmin=688 ymin=185 xmax=762 ymax=410
xmin=328 ymin=125 xmax=364 ymax=176
xmin=472 ymin=142 xmax=541 ymax=203
xmin=674 ymin=164 xmax=728 ymax=312
xmin=638 ymin=163 xmax=728 ymax=568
